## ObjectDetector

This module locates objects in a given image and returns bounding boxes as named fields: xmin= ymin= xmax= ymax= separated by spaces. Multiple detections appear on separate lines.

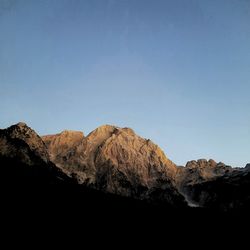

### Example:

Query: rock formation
xmin=183 ymin=164 xmax=250 ymax=211
xmin=175 ymin=159 xmax=233 ymax=206
xmin=0 ymin=122 xmax=71 ymax=185
xmin=42 ymin=125 xmax=185 ymax=207
xmin=1 ymin=122 xmax=249 ymax=212
xmin=42 ymin=130 xmax=84 ymax=169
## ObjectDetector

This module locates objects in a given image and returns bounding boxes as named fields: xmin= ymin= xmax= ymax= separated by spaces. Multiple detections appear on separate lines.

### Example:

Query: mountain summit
xmin=0 ymin=122 xmax=50 ymax=164
xmin=0 ymin=122 xmax=70 ymax=185
xmin=1 ymin=122 xmax=249 ymax=211
xmin=42 ymin=130 xmax=84 ymax=166
xmin=42 ymin=125 xmax=185 ymax=207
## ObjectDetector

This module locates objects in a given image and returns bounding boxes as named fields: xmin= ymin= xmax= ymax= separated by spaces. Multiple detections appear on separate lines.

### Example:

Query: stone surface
xmin=176 ymin=159 xmax=233 ymax=188
xmin=1 ymin=122 xmax=249 ymax=211
xmin=185 ymin=164 xmax=250 ymax=210
xmin=42 ymin=124 xmax=185 ymax=206
xmin=42 ymin=130 xmax=84 ymax=168
xmin=175 ymin=159 xmax=234 ymax=207
xmin=0 ymin=122 xmax=50 ymax=165
xmin=0 ymin=122 xmax=72 ymax=185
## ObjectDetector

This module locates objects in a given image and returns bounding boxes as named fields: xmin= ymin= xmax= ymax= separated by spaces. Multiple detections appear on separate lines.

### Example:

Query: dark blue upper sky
xmin=0 ymin=0 xmax=249 ymax=167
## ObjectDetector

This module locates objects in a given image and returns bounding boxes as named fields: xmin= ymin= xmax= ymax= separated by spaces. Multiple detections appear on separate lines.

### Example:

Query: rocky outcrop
xmin=175 ymin=159 xmax=250 ymax=211
xmin=43 ymin=125 xmax=185 ymax=207
xmin=184 ymin=164 xmax=250 ymax=211
xmin=1 ymin=122 xmax=249 ymax=211
xmin=0 ymin=122 xmax=71 ymax=185
xmin=0 ymin=122 xmax=50 ymax=164
xmin=42 ymin=124 xmax=250 ymax=211
xmin=176 ymin=159 xmax=234 ymax=207
xmin=176 ymin=159 xmax=230 ymax=188
xmin=42 ymin=130 xmax=84 ymax=169
xmin=176 ymin=159 xmax=233 ymax=186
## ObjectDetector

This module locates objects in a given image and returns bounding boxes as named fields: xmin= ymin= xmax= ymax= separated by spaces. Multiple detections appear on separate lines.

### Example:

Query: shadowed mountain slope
xmin=0 ymin=122 xmax=70 ymax=185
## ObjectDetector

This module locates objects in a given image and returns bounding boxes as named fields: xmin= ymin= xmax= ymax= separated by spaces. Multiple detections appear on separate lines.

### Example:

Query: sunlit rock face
xmin=2 ymin=122 xmax=249 ymax=211
xmin=42 ymin=130 xmax=84 ymax=169
xmin=43 ymin=125 xmax=186 ymax=207
xmin=42 ymin=124 xmax=250 ymax=211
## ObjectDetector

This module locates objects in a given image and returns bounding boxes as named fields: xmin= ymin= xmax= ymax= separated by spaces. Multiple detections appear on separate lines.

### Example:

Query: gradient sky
xmin=0 ymin=0 xmax=249 ymax=167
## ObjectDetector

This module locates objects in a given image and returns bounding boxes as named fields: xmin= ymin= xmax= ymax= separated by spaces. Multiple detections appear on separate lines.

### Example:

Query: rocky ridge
xmin=42 ymin=125 xmax=184 ymax=206
xmin=1 ymin=122 xmax=249 ymax=211
xmin=0 ymin=122 xmax=72 ymax=185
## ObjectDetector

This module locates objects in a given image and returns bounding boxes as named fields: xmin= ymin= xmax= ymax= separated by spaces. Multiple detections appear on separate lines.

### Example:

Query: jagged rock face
xmin=176 ymin=159 xmax=250 ymax=211
xmin=42 ymin=125 xmax=118 ymax=180
xmin=94 ymin=127 xmax=177 ymax=189
xmin=1 ymin=122 xmax=250 ymax=211
xmin=43 ymin=125 xmax=185 ymax=206
xmin=0 ymin=122 xmax=49 ymax=165
xmin=186 ymin=164 xmax=250 ymax=211
xmin=176 ymin=159 xmax=233 ymax=188
xmin=0 ymin=123 xmax=70 ymax=184
xmin=42 ymin=130 xmax=84 ymax=168
xmin=176 ymin=159 xmax=233 ymax=207
xmin=93 ymin=126 xmax=178 ymax=200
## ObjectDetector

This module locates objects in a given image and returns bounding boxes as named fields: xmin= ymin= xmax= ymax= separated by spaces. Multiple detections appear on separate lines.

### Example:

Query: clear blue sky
xmin=0 ymin=0 xmax=249 ymax=167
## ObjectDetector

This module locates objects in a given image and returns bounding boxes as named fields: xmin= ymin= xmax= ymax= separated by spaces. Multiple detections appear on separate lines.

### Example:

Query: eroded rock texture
xmin=42 ymin=125 xmax=185 ymax=207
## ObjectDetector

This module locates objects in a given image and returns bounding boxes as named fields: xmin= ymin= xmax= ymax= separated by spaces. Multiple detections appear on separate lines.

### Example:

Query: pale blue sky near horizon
xmin=0 ymin=0 xmax=249 ymax=167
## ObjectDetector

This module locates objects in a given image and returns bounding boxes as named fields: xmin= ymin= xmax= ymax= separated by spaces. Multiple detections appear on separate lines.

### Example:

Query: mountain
xmin=175 ymin=159 xmax=250 ymax=211
xmin=183 ymin=164 xmax=250 ymax=211
xmin=1 ymin=122 xmax=249 ymax=212
xmin=42 ymin=130 xmax=84 ymax=169
xmin=0 ymin=122 xmax=70 ymax=185
xmin=0 ymin=123 xmax=185 ymax=236
xmin=176 ymin=159 xmax=233 ymax=206
xmin=42 ymin=125 xmax=186 ymax=207
xmin=0 ymin=123 xmax=171 ymax=211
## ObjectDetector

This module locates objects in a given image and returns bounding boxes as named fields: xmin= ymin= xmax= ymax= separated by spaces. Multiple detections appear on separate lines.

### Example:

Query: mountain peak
xmin=86 ymin=125 xmax=137 ymax=140
xmin=89 ymin=124 xmax=118 ymax=134
xmin=121 ymin=127 xmax=135 ymax=135
xmin=86 ymin=125 xmax=118 ymax=143
xmin=8 ymin=122 xmax=30 ymax=132
xmin=185 ymin=159 xmax=218 ymax=168
xmin=60 ymin=130 xmax=84 ymax=137
xmin=5 ymin=122 xmax=33 ymax=136
xmin=42 ymin=130 xmax=84 ymax=165
xmin=7 ymin=122 xmax=37 ymax=137
xmin=0 ymin=122 xmax=49 ymax=163
xmin=16 ymin=122 xmax=28 ymax=127
xmin=43 ymin=123 xmax=179 ymax=197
